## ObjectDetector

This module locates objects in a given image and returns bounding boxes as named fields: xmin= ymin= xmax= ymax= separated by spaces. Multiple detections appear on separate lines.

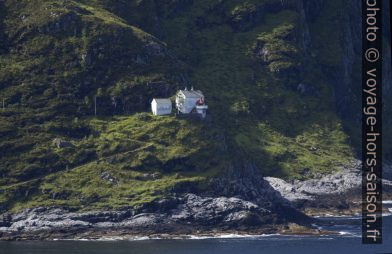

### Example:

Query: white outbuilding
xmin=175 ymin=88 xmax=205 ymax=114
xmin=151 ymin=98 xmax=172 ymax=116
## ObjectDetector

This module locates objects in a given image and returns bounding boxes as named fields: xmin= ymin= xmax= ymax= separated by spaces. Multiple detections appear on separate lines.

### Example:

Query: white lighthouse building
xmin=175 ymin=87 xmax=208 ymax=118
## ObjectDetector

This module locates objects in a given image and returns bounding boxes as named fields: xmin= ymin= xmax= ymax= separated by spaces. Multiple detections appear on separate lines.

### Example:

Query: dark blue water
xmin=1 ymin=204 xmax=392 ymax=254
xmin=0 ymin=233 xmax=391 ymax=254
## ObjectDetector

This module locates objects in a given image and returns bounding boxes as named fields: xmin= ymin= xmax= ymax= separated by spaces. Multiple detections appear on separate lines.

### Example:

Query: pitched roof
xmin=152 ymin=98 xmax=172 ymax=104
xmin=178 ymin=90 xmax=204 ymax=98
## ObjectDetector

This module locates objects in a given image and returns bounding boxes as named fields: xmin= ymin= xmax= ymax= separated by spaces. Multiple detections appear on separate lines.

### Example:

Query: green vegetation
xmin=159 ymin=1 xmax=354 ymax=179
xmin=0 ymin=0 xmax=372 ymax=212
xmin=1 ymin=114 xmax=224 ymax=211
xmin=254 ymin=15 xmax=299 ymax=74
xmin=234 ymin=118 xmax=353 ymax=178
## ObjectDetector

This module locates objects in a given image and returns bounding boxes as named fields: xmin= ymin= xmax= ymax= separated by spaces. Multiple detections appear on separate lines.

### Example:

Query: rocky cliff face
xmin=301 ymin=0 xmax=391 ymax=157
xmin=0 ymin=194 xmax=283 ymax=240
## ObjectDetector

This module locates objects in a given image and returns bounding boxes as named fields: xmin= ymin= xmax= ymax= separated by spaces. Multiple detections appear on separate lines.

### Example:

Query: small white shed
xmin=151 ymin=98 xmax=172 ymax=115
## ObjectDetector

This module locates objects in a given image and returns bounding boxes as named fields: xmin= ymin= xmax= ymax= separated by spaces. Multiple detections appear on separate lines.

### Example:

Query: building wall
xmin=152 ymin=101 xmax=172 ymax=115
xmin=176 ymin=94 xmax=202 ymax=114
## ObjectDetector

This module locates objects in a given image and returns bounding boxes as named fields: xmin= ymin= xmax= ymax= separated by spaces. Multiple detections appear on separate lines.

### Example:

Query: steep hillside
xmin=0 ymin=0 xmax=389 ymax=213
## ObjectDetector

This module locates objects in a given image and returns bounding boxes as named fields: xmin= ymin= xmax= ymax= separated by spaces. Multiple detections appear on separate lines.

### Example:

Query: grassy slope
xmin=0 ymin=0 xmax=356 ymax=212
xmin=5 ymin=114 xmax=223 ymax=212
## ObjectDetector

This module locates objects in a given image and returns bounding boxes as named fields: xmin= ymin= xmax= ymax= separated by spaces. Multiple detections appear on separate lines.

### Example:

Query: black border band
xmin=362 ymin=0 xmax=383 ymax=245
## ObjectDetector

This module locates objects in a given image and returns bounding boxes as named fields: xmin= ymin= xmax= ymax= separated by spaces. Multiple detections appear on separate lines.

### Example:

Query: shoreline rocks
xmin=0 ymin=193 xmax=290 ymax=241
xmin=265 ymin=160 xmax=392 ymax=214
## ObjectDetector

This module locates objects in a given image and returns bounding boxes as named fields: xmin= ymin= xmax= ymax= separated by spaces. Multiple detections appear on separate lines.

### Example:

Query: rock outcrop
xmin=0 ymin=193 xmax=281 ymax=240
xmin=265 ymin=160 xmax=392 ymax=212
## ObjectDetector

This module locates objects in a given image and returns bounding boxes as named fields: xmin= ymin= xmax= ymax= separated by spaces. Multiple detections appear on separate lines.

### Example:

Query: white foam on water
xmin=55 ymin=231 xmax=363 ymax=242
xmin=64 ymin=234 xmax=284 ymax=241
xmin=382 ymin=211 xmax=392 ymax=217
xmin=127 ymin=236 xmax=158 ymax=241
xmin=314 ymin=215 xmax=360 ymax=219
xmin=175 ymin=234 xmax=282 ymax=240
xmin=99 ymin=236 xmax=128 ymax=241
xmin=338 ymin=231 xmax=361 ymax=238
xmin=53 ymin=237 xmax=127 ymax=241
